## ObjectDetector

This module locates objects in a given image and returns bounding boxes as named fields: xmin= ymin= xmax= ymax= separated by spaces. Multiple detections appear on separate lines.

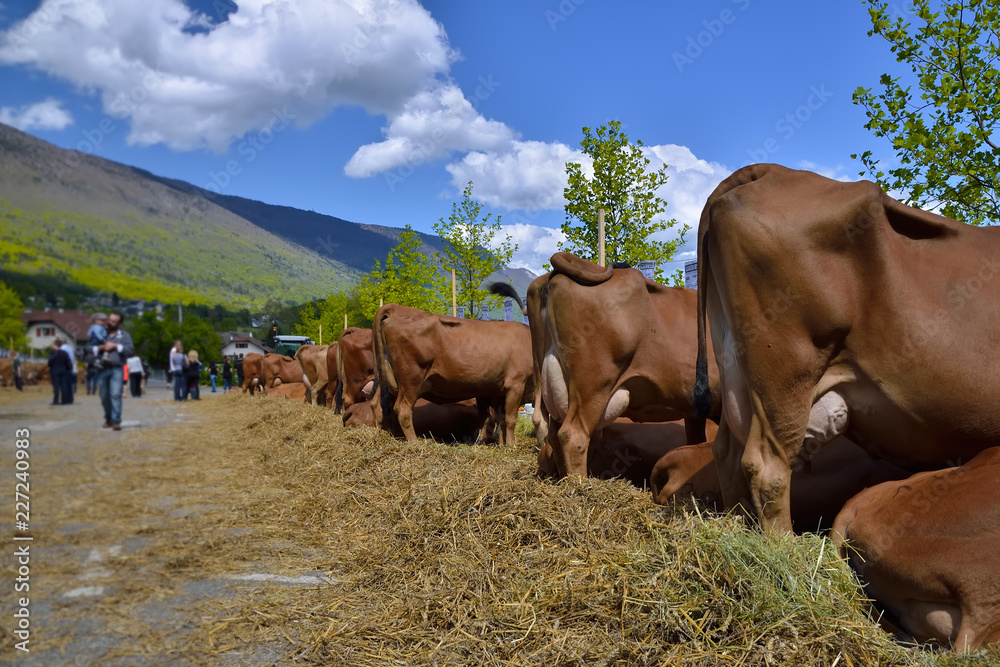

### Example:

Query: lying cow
xmin=694 ymin=163 xmax=1000 ymax=533
xmin=494 ymin=252 xmax=721 ymax=479
xmin=371 ymin=303 xmax=532 ymax=445
xmin=295 ymin=344 xmax=332 ymax=407
xmin=261 ymin=353 xmax=305 ymax=392
xmin=265 ymin=381 xmax=308 ymax=402
xmin=652 ymin=436 xmax=910 ymax=533
xmin=336 ymin=327 xmax=375 ymax=414
xmin=344 ymin=398 xmax=486 ymax=443
xmin=537 ymin=419 xmax=719 ymax=489
xmin=241 ymin=352 xmax=264 ymax=395
xmin=832 ymin=448 xmax=1000 ymax=651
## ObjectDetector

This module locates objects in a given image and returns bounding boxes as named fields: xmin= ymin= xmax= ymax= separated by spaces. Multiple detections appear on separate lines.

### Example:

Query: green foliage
xmin=295 ymin=290 xmax=367 ymax=343
xmin=853 ymin=0 xmax=1000 ymax=224
xmin=559 ymin=121 xmax=689 ymax=282
xmin=0 ymin=281 xmax=26 ymax=350
xmin=433 ymin=182 xmax=517 ymax=318
xmin=0 ymin=204 xmax=356 ymax=307
xmin=356 ymin=226 xmax=448 ymax=320
xmin=130 ymin=310 xmax=224 ymax=368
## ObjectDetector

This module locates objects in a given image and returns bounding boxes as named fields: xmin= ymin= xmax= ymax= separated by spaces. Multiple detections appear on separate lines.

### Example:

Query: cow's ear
xmin=883 ymin=196 xmax=960 ymax=241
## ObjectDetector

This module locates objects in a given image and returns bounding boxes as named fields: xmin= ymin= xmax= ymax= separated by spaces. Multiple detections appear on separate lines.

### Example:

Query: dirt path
xmin=0 ymin=385 xmax=318 ymax=666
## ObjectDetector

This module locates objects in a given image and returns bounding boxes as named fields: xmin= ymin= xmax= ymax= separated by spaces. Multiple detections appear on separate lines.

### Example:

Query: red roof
xmin=21 ymin=310 xmax=96 ymax=345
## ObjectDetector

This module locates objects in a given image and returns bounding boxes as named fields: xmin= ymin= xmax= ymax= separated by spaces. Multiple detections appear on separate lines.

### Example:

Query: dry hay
xmin=3 ymin=387 xmax=993 ymax=666
xmin=198 ymin=397 xmax=995 ymax=666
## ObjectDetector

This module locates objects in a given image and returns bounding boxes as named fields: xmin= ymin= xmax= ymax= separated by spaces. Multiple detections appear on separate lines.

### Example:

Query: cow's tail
xmin=334 ymin=339 xmax=347 ymax=413
xmin=372 ymin=307 xmax=399 ymax=430
xmin=333 ymin=380 xmax=344 ymax=414
xmin=488 ymin=282 xmax=527 ymax=316
xmin=693 ymin=164 xmax=771 ymax=419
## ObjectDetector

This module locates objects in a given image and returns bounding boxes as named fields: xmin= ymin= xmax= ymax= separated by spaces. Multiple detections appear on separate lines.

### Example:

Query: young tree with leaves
xmin=433 ymin=181 xmax=517 ymax=318
xmin=0 ymin=281 xmax=27 ymax=350
xmin=295 ymin=290 xmax=366 ymax=342
xmin=853 ymin=0 xmax=1000 ymax=225
xmin=558 ymin=121 xmax=688 ymax=283
xmin=356 ymin=225 xmax=448 ymax=320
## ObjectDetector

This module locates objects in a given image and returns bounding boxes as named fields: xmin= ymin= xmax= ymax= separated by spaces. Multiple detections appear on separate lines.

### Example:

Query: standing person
xmin=10 ymin=351 xmax=23 ymax=391
xmin=141 ymin=359 xmax=150 ymax=395
xmin=186 ymin=350 xmax=202 ymax=400
xmin=48 ymin=339 xmax=73 ymax=405
xmin=95 ymin=311 xmax=134 ymax=431
xmin=127 ymin=355 xmax=144 ymax=397
xmin=170 ymin=341 xmax=186 ymax=401
xmin=60 ymin=337 xmax=78 ymax=398
xmin=209 ymin=361 xmax=218 ymax=393
xmin=235 ymin=355 xmax=245 ymax=390
xmin=84 ymin=350 xmax=99 ymax=394
xmin=222 ymin=357 xmax=233 ymax=393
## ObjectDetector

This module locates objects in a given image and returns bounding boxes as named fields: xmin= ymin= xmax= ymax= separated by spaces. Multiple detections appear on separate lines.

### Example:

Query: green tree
xmin=433 ymin=182 xmax=517 ymax=318
xmin=0 ymin=281 xmax=27 ymax=350
xmin=295 ymin=290 xmax=367 ymax=343
xmin=853 ymin=0 xmax=1000 ymax=224
xmin=558 ymin=121 xmax=688 ymax=283
xmin=131 ymin=311 xmax=179 ymax=370
xmin=356 ymin=226 xmax=448 ymax=320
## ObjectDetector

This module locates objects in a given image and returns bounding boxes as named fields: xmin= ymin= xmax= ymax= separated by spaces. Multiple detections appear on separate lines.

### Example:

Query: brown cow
xmin=832 ymin=448 xmax=1000 ymax=651
xmin=265 ymin=381 xmax=308 ymax=402
xmin=241 ymin=352 xmax=264 ymax=395
xmin=261 ymin=353 xmax=304 ymax=392
xmin=295 ymin=344 xmax=331 ymax=407
xmin=652 ymin=436 xmax=909 ymax=533
xmin=537 ymin=419 xmax=719 ymax=489
xmin=371 ymin=303 xmax=532 ymax=445
xmin=693 ymin=163 xmax=1000 ymax=533
xmin=344 ymin=398 xmax=486 ymax=443
xmin=336 ymin=327 xmax=375 ymax=414
xmin=496 ymin=253 xmax=721 ymax=479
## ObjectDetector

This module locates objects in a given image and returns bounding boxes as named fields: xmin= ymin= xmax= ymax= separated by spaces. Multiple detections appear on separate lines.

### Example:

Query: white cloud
xmin=0 ymin=97 xmax=73 ymax=131
xmin=499 ymin=222 xmax=565 ymax=275
xmin=344 ymin=82 xmax=515 ymax=177
xmin=0 ymin=0 xmax=454 ymax=151
xmin=796 ymin=160 xmax=855 ymax=182
xmin=646 ymin=143 xmax=731 ymax=239
xmin=446 ymin=140 xmax=584 ymax=211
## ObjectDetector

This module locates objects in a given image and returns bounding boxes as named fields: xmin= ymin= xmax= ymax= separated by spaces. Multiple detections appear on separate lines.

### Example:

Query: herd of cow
xmin=243 ymin=164 xmax=999 ymax=653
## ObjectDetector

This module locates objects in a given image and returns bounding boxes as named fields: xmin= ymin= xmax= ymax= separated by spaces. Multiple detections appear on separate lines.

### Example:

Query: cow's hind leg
xmin=502 ymin=389 xmax=522 ymax=446
xmin=394 ymin=389 xmax=420 ymax=441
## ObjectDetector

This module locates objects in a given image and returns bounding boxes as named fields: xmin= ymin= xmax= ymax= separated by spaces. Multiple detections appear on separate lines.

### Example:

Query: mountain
xmin=0 ymin=123 xmax=538 ymax=308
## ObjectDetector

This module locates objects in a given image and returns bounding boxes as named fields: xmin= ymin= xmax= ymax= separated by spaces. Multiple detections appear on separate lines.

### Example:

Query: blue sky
xmin=0 ymin=0 xmax=911 ymax=275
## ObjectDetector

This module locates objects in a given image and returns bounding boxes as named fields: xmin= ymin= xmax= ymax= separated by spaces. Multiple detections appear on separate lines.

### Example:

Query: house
xmin=21 ymin=310 xmax=95 ymax=354
xmin=219 ymin=332 xmax=270 ymax=360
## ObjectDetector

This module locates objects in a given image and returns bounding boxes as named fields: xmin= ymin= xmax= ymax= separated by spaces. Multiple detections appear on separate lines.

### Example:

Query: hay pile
xmin=201 ymin=396 xmax=985 ymax=666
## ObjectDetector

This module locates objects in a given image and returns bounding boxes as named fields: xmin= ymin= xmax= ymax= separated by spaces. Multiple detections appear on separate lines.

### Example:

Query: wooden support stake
xmin=452 ymin=268 xmax=457 ymax=317
xmin=318 ymin=324 xmax=322 ymax=346
xmin=344 ymin=313 xmax=348 ymax=330
xmin=598 ymin=208 xmax=606 ymax=267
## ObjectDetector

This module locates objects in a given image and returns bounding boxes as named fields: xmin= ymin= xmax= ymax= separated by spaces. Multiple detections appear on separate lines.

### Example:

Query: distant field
xmin=0 ymin=201 xmax=358 ymax=307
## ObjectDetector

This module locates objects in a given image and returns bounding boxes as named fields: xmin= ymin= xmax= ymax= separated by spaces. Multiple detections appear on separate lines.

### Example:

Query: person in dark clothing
xmin=48 ymin=339 xmax=73 ymax=405
xmin=235 ymin=356 xmax=244 ymax=390
xmin=222 ymin=358 xmax=233 ymax=392
xmin=10 ymin=351 xmax=23 ymax=391
xmin=209 ymin=361 xmax=218 ymax=392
